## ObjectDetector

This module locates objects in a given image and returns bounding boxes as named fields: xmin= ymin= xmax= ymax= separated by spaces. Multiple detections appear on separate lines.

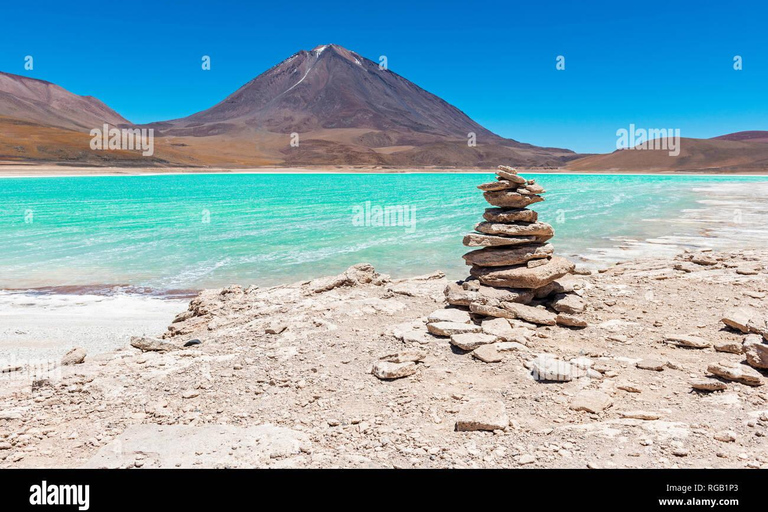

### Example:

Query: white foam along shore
xmin=571 ymin=180 xmax=768 ymax=266
xmin=0 ymin=291 xmax=186 ymax=364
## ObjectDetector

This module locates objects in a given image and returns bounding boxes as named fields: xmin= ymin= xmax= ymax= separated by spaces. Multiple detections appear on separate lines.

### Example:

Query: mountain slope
xmin=0 ymin=72 xmax=128 ymax=131
xmin=153 ymin=44 xmax=577 ymax=167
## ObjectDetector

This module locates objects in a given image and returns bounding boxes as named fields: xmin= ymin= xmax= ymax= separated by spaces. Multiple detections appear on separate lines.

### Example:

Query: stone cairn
xmin=425 ymin=165 xmax=589 ymax=361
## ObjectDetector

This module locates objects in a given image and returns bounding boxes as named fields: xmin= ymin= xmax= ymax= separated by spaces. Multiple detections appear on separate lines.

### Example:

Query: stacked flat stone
xmin=441 ymin=165 xmax=588 ymax=329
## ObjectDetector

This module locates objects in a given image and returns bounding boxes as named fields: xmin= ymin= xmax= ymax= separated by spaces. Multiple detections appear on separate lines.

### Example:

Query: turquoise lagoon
xmin=1 ymin=173 xmax=767 ymax=293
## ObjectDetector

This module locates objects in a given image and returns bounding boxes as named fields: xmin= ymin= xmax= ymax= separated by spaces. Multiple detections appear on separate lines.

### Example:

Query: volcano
xmin=153 ymin=44 xmax=577 ymax=167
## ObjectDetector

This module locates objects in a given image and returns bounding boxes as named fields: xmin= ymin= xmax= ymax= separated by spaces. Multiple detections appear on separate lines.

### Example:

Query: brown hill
xmin=712 ymin=131 xmax=768 ymax=144
xmin=0 ymin=72 xmax=128 ymax=131
xmin=566 ymin=137 xmax=768 ymax=174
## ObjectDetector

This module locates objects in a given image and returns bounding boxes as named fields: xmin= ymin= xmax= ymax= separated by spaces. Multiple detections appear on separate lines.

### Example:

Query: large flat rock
xmin=477 ymin=180 xmax=520 ymax=191
xmin=470 ymin=256 xmax=575 ymax=289
xmin=483 ymin=190 xmax=543 ymax=208
xmin=495 ymin=169 xmax=526 ymax=184
xmin=463 ymin=244 xmax=553 ymax=267
xmin=500 ymin=302 xmax=557 ymax=325
xmin=463 ymin=233 xmax=552 ymax=247
xmin=455 ymin=399 xmax=509 ymax=431
xmin=475 ymin=221 xmax=554 ymax=237
xmin=444 ymin=281 xmax=534 ymax=307
xmin=426 ymin=321 xmax=482 ymax=337
xmin=483 ymin=208 xmax=538 ymax=223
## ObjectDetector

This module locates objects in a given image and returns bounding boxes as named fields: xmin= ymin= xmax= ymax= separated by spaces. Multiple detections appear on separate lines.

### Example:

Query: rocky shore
xmin=2 ymin=245 xmax=768 ymax=468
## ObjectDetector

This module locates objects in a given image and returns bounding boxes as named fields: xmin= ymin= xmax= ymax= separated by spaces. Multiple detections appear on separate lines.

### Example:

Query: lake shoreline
xmin=2 ymin=164 xmax=768 ymax=178
xmin=2 ymin=251 xmax=768 ymax=468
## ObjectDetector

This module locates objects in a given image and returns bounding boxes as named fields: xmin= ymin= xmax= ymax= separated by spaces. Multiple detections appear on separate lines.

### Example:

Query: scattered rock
xmin=636 ymin=359 xmax=665 ymax=371
xmin=183 ymin=339 xmax=202 ymax=347
xmin=379 ymin=349 xmax=427 ymax=364
xmin=569 ymin=390 xmax=613 ymax=413
xmin=495 ymin=341 xmax=529 ymax=352
xmin=743 ymin=334 xmax=763 ymax=348
xmin=616 ymin=381 xmax=642 ymax=393
xmin=747 ymin=317 xmax=768 ymax=340
xmin=371 ymin=361 xmax=418 ymax=380
xmin=714 ymin=340 xmax=743 ymax=354
xmin=265 ymin=324 xmax=287 ymax=334
xmin=455 ymin=399 xmax=509 ymax=432
xmin=555 ymin=313 xmax=588 ymax=328
xmin=427 ymin=308 xmax=471 ymax=324
xmin=713 ymin=431 xmax=737 ymax=443
xmin=744 ymin=343 xmax=768 ymax=370
xmin=481 ymin=317 xmax=518 ymax=340
xmin=707 ymin=362 xmax=763 ymax=387
xmin=551 ymin=294 xmax=587 ymax=314
xmin=61 ymin=347 xmax=86 ymax=366
xmin=450 ymin=332 xmax=498 ymax=351
xmin=722 ymin=308 xmax=756 ymax=333
xmin=130 ymin=336 xmax=179 ymax=352
xmin=471 ymin=344 xmax=502 ymax=363
xmin=691 ymin=254 xmax=717 ymax=266
xmin=665 ymin=334 xmax=711 ymax=349
xmin=691 ymin=379 xmax=727 ymax=392
xmin=426 ymin=321 xmax=482 ymax=337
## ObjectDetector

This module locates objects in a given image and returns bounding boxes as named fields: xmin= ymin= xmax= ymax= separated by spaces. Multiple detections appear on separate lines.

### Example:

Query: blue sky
xmin=1 ymin=0 xmax=765 ymax=153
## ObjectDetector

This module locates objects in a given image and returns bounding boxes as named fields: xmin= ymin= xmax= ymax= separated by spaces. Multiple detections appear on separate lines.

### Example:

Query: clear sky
xmin=1 ymin=0 xmax=765 ymax=153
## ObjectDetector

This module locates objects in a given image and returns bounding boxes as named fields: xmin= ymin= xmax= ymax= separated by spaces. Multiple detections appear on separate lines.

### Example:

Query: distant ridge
xmin=566 ymin=135 xmax=768 ymax=174
xmin=712 ymin=131 xmax=768 ymax=144
xmin=0 ymin=72 xmax=128 ymax=130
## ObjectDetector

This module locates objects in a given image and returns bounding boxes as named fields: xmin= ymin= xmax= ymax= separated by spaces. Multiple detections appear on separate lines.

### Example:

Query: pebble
xmin=616 ymin=381 xmax=642 ymax=393
xmin=619 ymin=411 xmax=661 ymax=420
xmin=664 ymin=334 xmax=710 ymax=349
xmin=371 ymin=361 xmax=418 ymax=380
xmin=713 ymin=431 xmax=737 ymax=443
xmin=691 ymin=379 xmax=727 ymax=392
xmin=61 ymin=347 xmax=87 ymax=366
xmin=569 ymin=390 xmax=613 ymax=413
xmin=636 ymin=359 xmax=665 ymax=371
xmin=518 ymin=454 xmax=536 ymax=465
xmin=714 ymin=341 xmax=743 ymax=354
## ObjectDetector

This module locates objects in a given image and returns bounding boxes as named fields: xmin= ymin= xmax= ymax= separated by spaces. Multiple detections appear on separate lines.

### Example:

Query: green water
xmin=1 ymin=173 xmax=767 ymax=293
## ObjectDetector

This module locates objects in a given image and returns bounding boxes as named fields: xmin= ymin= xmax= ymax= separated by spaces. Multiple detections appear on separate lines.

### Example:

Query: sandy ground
xmin=1 ymin=251 xmax=767 ymax=469
xmin=3 ymin=164 xmax=768 ymax=177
